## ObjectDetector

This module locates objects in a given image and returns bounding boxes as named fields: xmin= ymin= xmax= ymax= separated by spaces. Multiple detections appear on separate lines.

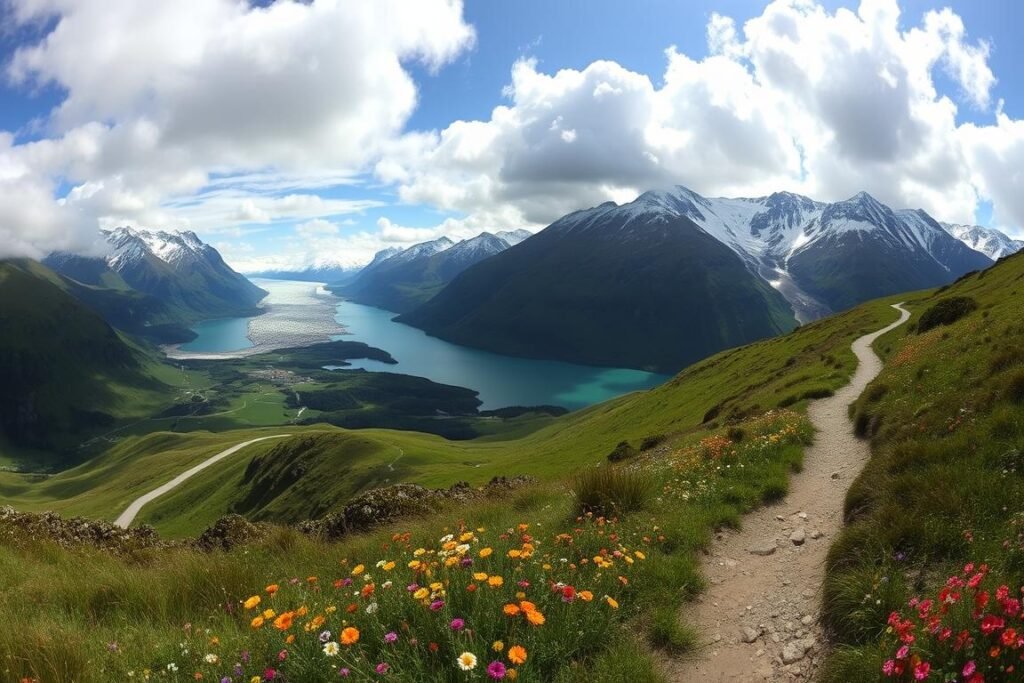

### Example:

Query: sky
xmin=1 ymin=0 xmax=1023 ymax=272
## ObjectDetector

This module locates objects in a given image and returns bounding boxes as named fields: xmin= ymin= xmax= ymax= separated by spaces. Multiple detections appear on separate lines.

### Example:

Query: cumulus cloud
xmin=382 ymin=0 xmax=1016 ymax=234
xmin=0 ymin=0 xmax=474 ymax=258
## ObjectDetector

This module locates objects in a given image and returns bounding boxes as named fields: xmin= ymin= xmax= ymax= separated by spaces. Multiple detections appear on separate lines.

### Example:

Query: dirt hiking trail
xmin=666 ymin=303 xmax=910 ymax=682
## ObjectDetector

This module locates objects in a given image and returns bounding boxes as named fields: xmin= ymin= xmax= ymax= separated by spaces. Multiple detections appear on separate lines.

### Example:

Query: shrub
xmin=987 ymin=347 xmax=1022 ymax=375
xmin=640 ymin=434 xmax=668 ymax=451
xmin=1006 ymin=370 xmax=1024 ymax=404
xmin=606 ymin=440 xmax=638 ymax=463
xmin=801 ymin=387 xmax=835 ymax=400
xmin=726 ymin=426 xmax=746 ymax=443
xmin=864 ymin=383 xmax=889 ymax=403
xmin=572 ymin=466 xmax=654 ymax=516
xmin=917 ymin=296 xmax=977 ymax=333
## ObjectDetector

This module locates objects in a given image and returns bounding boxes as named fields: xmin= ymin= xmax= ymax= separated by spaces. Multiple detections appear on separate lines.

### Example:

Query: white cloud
xmin=0 ymin=0 xmax=474 ymax=258
xmin=295 ymin=219 xmax=340 ymax=238
xmin=382 ymin=0 xmax=1016 ymax=233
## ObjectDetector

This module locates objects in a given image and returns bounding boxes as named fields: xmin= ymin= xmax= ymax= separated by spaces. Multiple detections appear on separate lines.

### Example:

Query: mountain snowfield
xmin=589 ymin=186 xmax=1002 ymax=321
xmin=941 ymin=222 xmax=1024 ymax=260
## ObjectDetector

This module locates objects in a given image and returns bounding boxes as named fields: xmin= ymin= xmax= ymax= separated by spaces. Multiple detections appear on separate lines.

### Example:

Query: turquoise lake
xmin=180 ymin=279 xmax=667 ymax=411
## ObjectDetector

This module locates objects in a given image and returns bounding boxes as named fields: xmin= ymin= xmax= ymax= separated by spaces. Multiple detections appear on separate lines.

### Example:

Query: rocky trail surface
xmin=665 ymin=303 xmax=910 ymax=682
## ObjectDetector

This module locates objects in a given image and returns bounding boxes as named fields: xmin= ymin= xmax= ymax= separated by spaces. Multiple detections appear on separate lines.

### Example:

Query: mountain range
xmin=397 ymin=187 xmax=997 ymax=372
xmin=941 ymin=222 xmax=1024 ymax=260
xmin=43 ymin=227 xmax=267 ymax=340
xmin=331 ymin=229 xmax=531 ymax=313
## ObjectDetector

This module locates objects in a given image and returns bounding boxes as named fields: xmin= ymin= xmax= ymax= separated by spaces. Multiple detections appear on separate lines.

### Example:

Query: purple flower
xmin=106 ymin=642 xmax=119 ymax=653
xmin=450 ymin=618 xmax=465 ymax=631
xmin=320 ymin=630 xmax=332 ymax=643
xmin=406 ymin=583 xmax=420 ymax=592
xmin=461 ymin=557 xmax=473 ymax=567
xmin=430 ymin=599 xmax=445 ymax=611
xmin=342 ymin=577 xmax=353 ymax=587
xmin=234 ymin=665 xmax=244 ymax=677
xmin=384 ymin=631 xmax=398 ymax=643
xmin=221 ymin=678 xmax=232 ymax=683
xmin=241 ymin=651 xmax=251 ymax=664
xmin=375 ymin=662 xmax=390 ymax=675
xmin=487 ymin=660 xmax=507 ymax=679
xmin=339 ymin=668 xmax=351 ymax=677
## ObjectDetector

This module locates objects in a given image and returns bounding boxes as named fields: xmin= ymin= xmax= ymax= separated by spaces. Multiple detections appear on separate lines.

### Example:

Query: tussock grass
xmin=572 ymin=466 xmax=655 ymax=516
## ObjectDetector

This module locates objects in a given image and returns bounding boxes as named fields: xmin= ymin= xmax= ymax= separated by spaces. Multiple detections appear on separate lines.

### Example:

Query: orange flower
xmin=525 ymin=609 xmax=546 ymax=626
xmin=341 ymin=626 xmax=360 ymax=646
xmin=605 ymin=596 xmax=619 ymax=609
xmin=250 ymin=616 xmax=265 ymax=629
xmin=265 ymin=584 xmax=279 ymax=595
xmin=578 ymin=590 xmax=594 ymax=602
xmin=507 ymin=645 xmax=528 ymax=665
xmin=503 ymin=604 xmax=521 ymax=616
xmin=519 ymin=600 xmax=537 ymax=613
xmin=487 ymin=576 xmax=504 ymax=588
xmin=273 ymin=611 xmax=295 ymax=630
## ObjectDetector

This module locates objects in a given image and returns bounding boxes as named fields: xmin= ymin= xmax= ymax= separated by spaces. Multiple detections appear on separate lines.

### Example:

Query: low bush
xmin=572 ymin=466 xmax=654 ymax=516
xmin=606 ymin=440 xmax=638 ymax=463
xmin=640 ymin=434 xmax=668 ymax=451
xmin=917 ymin=296 xmax=977 ymax=333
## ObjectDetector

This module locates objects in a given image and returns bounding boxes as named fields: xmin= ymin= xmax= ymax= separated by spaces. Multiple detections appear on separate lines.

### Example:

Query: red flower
xmin=981 ymin=615 xmax=1006 ymax=636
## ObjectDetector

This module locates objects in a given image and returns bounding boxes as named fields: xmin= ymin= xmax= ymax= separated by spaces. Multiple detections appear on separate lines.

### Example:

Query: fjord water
xmin=182 ymin=279 xmax=667 ymax=410
xmin=180 ymin=317 xmax=254 ymax=352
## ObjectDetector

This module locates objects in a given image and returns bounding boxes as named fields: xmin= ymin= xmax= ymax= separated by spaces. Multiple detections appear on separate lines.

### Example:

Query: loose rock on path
xmin=664 ymin=303 xmax=910 ymax=682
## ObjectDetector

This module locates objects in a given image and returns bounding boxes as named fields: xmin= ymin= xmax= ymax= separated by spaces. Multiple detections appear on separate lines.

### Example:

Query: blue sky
xmin=1 ymin=0 xmax=1022 ymax=270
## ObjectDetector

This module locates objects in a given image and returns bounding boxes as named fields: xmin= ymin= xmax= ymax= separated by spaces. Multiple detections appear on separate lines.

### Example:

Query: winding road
xmin=666 ymin=303 xmax=910 ymax=682
xmin=113 ymin=434 xmax=289 ymax=528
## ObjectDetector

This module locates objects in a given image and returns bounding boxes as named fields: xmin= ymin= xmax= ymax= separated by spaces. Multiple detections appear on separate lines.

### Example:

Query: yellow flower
xmin=459 ymin=532 xmax=474 ymax=542
xmin=473 ymin=572 xmax=488 ymax=581
xmin=413 ymin=588 xmax=430 ymax=600
xmin=634 ymin=550 xmax=646 ymax=560
xmin=413 ymin=548 xmax=426 ymax=556
xmin=507 ymin=549 xmax=522 ymax=559
xmin=507 ymin=669 xmax=518 ymax=681
xmin=251 ymin=677 xmax=261 ymax=683
xmin=382 ymin=561 xmax=396 ymax=571
xmin=605 ymin=596 xmax=619 ymax=609
xmin=492 ymin=640 xmax=505 ymax=652
xmin=479 ymin=547 xmax=493 ymax=558
xmin=285 ymin=634 xmax=295 ymax=644
xmin=250 ymin=616 xmax=264 ymax=629
xmin=262 ymin=609 xmax=276 ymax=620
xmin=409 ymin=560 xmax=422 ymax=570
xmin=351 ymin=564 xmax=365 ymax=576
xmin=430 ymin=582 xmax=444 ymax=591
xmin=243 ymin=595 xmax=261 ymax=610
xmin=487 ymin=576 xmax=504 ymax=588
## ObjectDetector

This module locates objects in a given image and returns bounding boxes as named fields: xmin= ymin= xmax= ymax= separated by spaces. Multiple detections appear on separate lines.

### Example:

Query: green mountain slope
xmin=819 ymin=251 xmax=1024 ymax=680
xmin=0 ymin=260 xmax=166 ymax=454
xmin=398 ymin=209 xmax=798 ymax=373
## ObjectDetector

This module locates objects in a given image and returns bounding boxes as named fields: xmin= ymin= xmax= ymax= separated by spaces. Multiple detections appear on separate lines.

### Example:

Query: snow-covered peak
xmin=102 ymin=226 xmax=210 ymax=269
xmin=942 ymin=222 xmax=1024 ymax=260
xmin=495 ymin=228 xmax=532 ymax=246
xmin=388 ymin=236 xmax=454 ymax=264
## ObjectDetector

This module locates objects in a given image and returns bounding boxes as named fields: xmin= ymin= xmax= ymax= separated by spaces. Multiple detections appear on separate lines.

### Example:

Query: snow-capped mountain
xmin=331 ymin=232 xmax=518 ymax=313
xmin=495 ymin=229 xmax=533 ymax=246
xmin=45 ymin=227 xmax=266 ymax=322
xmin=588 ymin=186 xmax=992 ymax=320
xmin=942 ymin=223 xmax=1024 ymax=261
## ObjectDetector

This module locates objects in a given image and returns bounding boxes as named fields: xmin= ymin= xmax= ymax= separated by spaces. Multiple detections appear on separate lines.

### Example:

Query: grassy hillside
xmin=819 ymin=252 xmax=1024 ymax=681
xmin=0 ymin=260 xmax=178 ymax=461
xmin=0 ymin=295 xmax=900 ymax=537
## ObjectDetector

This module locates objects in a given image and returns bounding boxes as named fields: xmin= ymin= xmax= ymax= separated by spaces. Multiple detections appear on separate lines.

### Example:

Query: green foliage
xmin=606 ymin=440 xmax=638 ymax=462
xmin=916 ymin=295 xmax=977 ymax=333
xmin=572 ymin=466 xmax=654 ymax=516
xmin=821 ymin=251 xmax=1024 ymax=679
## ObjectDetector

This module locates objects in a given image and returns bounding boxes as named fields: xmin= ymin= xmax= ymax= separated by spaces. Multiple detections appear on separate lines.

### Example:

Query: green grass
xmin=820 ymin=252 xmax=1024 ymax=681
xmin=0 ymin=409 xmax=810 ymax=682
xmin=0 ymin=296 xmax=900 ymax=537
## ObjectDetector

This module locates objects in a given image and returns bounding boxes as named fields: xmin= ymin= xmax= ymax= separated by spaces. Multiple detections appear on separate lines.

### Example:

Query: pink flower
xmin=384 ymin=631 xmax=398 ymax=643
xmin=487 ymin=661 xmax=507 ymax=679
xmin=375 ymin=662 xmax=390 ymax=675
xmin=450 ymin=618 xmax=465 ymax=631
xmin=913 ymin=661 xmax=930 ymax=680
xmin=430 ymin=600 xmax=445 ymax=611
xmin=882 ymin=660 xmax=896 ymax=676
xmin=896 ymin=645 xmax=910 ymax=660
xmin=963 ymin=661 xmax=976 ymax=677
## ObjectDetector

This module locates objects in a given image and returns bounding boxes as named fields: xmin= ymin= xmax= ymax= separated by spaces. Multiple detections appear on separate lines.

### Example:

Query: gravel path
xmin=665 ymin=303 xmax=910 ymax=682
xmin=113 ymin=434 xmax=288 ymax=528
